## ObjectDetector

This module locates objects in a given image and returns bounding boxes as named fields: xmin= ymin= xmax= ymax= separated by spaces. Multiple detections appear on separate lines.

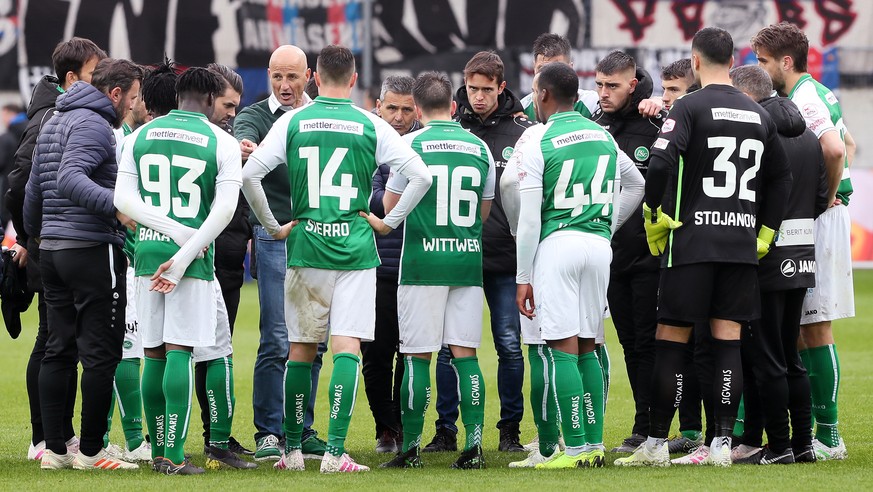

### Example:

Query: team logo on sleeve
xmin=653 ymin=138 xmax=669 ymax=150
xmin=633 ymin=146 xmax=650 ymax=161
xmin=662 ymin=119 xmax=675 ymax=133
xmin=802 ymin=104 xmax=819 ymax=118
xmin=502 ymin=146 xmax=515 ymax=160
xmin=825 ymin=92 xmax=838 ymax=105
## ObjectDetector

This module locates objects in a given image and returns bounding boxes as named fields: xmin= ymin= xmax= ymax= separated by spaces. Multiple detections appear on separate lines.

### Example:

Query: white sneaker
xmin=812 ymin=438 xmax=847 ymax=461
xmin=105 ymin=443 xmax=125 ymax=458
xmin=708 ymin=437 xmax=732 ymax=467
xmin=28 ymin=441 xmax=46 ymax=461
xmin=274 ymin=449 xmax=305 ymax=471
xmin=41 ymin=449 xmax=74 ymax=470
xmin=509 ymin=447 xmax=560 ymax=468
xmin=522 ymin=435 xmax=565 ymax=452
xmin=123 ymin=441 xmax=152 ymax=462
xmin=320 ymin=452 xmax=370 ymax=473
xmin=671 ymin=445 xmax=711 ymax=465
xmin=73 ymin=449 xmax=139 ymax=470
xmin=614 ymin=441 xmax=670 ymax=467
xmin=66 ymin=436 xmax=80 ymax=455
xmin=731 ymin=444 xmax=762 ymax=464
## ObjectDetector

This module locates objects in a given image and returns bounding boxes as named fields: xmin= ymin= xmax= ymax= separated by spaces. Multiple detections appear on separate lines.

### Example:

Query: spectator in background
xmin=0 ymin=103 xmax=26 ymax=225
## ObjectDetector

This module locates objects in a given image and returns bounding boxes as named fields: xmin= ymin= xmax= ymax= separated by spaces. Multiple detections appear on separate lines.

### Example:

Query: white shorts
xmin=398 ymin=285 xmax=484 ymax=353
xmin=801 ymin=205 xmax=855 ymax=324
xmin=285 ymin=267 xmax=376 ymax=343
xmin=520 ymin=314 xmax=544 ymax=345
xmin=138 ymin=277 xmax=217 ymax=348
xmin=122 ymin=266 xmax=144 ymax=359
xmin=192 ymin=280 xmax=233 ymax=363
xmin=533 ymin=232 xmax=611 ymax=341
xmin=594 ymin=305 xmax=608 ymax=345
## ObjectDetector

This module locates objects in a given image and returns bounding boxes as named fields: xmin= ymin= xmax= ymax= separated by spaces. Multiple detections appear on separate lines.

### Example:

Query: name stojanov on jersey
xmin=422 ymin=237 xmax=481 ymax=253
xmin=694 ymin=210 xmax=756 ymax=227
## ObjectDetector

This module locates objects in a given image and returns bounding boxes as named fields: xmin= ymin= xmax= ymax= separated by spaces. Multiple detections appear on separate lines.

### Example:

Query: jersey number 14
xmin=300 ymin=146 xmax=359 ymax=211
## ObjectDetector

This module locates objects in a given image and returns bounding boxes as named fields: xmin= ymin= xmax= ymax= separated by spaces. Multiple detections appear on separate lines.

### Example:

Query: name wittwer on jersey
xmin=694 ymin=210 xmax=756 ymax=227
xmin=422 ymin=237 xmax=481 ymax=253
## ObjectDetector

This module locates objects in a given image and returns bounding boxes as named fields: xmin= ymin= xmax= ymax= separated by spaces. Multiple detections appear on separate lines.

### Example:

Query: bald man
xmin=234 ymin=45 xmax=328 ymax=462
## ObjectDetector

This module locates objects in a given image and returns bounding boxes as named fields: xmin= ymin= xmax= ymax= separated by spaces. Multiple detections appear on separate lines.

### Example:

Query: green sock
xmin=800 ymin=348 xmax=815 ymax=432
xmin=284 ymin=361 xmax=313 ymax=452
xmin=326 ymin=353 xmax=361 ymax=457
xmin=681 ymin=429 xmax=702 ymax=441
xmin=114 ymin=358 xmax=144 ymax=451
xmin=162 ymin=350 xmax=193 ymax=464
xmin=206 ymin=357 xmax=235 ymax=450
xmin=733 ymin=397 xmax=745 ymax=438
xmin=808 ymin=344 xmax=841 ymax=446
xmin=104 ymin=389 xmax=115 ymax=448
xmin=595 ymin=344 xmax=610 ymax=414
xmin=400 ymin=356 xmax=431 ymax=452
xmin=528 ymin=345 xmax=560 ymax=456
xmin=141 ymin=357 xmax=167 ymax=460
xmin=452 ymin=356 xmax=485 ymax=451
xmin=578 ymin=351 xmax=604 ymax=446
xmin=551 ymin=349 xmax=585 ymax=449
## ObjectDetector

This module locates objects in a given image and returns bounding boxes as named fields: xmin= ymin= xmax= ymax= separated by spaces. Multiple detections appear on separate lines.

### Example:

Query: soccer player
xmin=378 ymin=71 xmax=495 ymax=470
xmin=729 ymin=64 xmax=827 ymax=464
xmin=241 ymin=44 xmax=431 ymax=473
xmin=752 ymin=22 xmax=856 ymax=461
xmin=660 ymin=58 xmax=696 ymax=110
xmin=114 ymin=67 xmax=242 ymax=475
xmin=514 ymin=61 xmax=643 ymax=469
xmin=615 ymin=27 xmax=791 ymax=468
xmin=520 ymin=33 xmax=599 ymax=120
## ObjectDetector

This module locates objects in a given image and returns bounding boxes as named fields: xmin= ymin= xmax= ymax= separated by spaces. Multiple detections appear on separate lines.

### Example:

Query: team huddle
xmin=14 ymin=21 xmax=853 ymax=474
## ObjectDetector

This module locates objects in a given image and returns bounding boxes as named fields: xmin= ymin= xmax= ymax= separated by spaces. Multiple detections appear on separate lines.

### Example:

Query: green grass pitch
xmin=1 ymin=271 xmax=871 ymax=490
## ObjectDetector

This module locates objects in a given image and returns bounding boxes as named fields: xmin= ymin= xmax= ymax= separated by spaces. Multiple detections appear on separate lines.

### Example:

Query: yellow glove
xmin=642 ymin=204 xmax=682 ymax=256
xmin=757 ymin=225 xmax=776 ymax=259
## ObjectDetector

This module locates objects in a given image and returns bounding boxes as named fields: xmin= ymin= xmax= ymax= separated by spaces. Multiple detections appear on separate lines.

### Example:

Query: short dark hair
xmin=537 ymin=62 xmax=578 ymax=106
xmin=412 ymin=71 xmax=453 ymax=114
xmin=533 ymin=33 xmax=572 ymax=60
xmin=464 ymin=51 xmax=504 ymax=84
xmin=142 ymin=58 xmax=178 ymax=116
xmin=750 ymin=22 xmax=809 ymax=73
xmin=380 ymin=75 xmax=414 ymax=99
xmin=692 ymin=27 xmax=734 ymax=65
xmin=51 ymin=37 xmax=107 ymax=81
xmin=90 ymin=58 xmax=144 ymax=95
xmin=176 ymin=67 xmax=224 ymax=100
xmin=316 ymin=45 xmax=356 ymax=85
xmin=661 ymin=58 xmax=692 ymax=81
xmin=595 ymin=50 xmax=636 ymax=76
xmin=2 ymin=103 xmax=23 ymax=113
xmin=729 ymin=65 xmax=773 ymax=102
xmin=207 ymin=63 xmax=243 ymax=95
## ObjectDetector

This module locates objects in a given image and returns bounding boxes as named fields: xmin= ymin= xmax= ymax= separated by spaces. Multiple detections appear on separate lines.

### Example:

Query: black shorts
xmin=657 ymin=262 xmax=759 ymax=325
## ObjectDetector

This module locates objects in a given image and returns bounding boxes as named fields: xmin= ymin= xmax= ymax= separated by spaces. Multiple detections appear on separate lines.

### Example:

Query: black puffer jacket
xmin=455 ymin=87 xmax=535 ymax=274
xmin=592 ymin=67 xmax=666 ymax=276
xmin=757 ymin=95 xmax=828 ymax=292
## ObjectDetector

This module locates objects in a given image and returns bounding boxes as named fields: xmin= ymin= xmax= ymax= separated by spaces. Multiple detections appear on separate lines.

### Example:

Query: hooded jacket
xmin=757 ymin=95 xmax=828 ymax=291
xmin=591 ymin=67 xmax=666 ymax=276
xmin=455 ymin=86 xmax=535 ymax=274
xmin=24 ymin=81 xmax=124 ymax=246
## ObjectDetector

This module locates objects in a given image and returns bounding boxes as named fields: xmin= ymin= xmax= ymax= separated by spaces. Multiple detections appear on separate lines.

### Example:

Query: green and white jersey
xmin=788 ymin=73 xmax=852 ymax=204
xmin=115 ymin=123 xmax=136 ymax=262
xmin=247 ymin=96 xmax=423 ymax=270
xmin=119 ymin=109 xmax=242 ymax=280
xmin=521 ymin=89 xmax=599 ymax=121
xmin=387 ymin=120 xmax=496 ymax=286
xmin=514 ymin=111 xmax=619 ymax=241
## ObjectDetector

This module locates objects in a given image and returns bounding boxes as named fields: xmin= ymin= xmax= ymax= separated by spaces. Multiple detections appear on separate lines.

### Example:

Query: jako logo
xmin=781 ymin=259 xmax=796 ymax=278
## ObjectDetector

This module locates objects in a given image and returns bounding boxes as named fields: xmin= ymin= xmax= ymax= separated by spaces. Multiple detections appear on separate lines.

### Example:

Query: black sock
xmin=712 ymin=338 xmax=743 ymax=438
xmin=649 ymin=340 xmax=688 ymax=439
xmin=194 ymin=360 xmax=210 ymax=445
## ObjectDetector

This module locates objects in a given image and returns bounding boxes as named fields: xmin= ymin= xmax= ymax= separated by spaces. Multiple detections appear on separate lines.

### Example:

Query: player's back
xmin=536 ymin=111 xmax=619 ymax=241
xmin=399 ymin=121 xmax=494 ymax=286
xmin=659 ymin=84 xmax=776 ymax=266
xmin=283 ymin=97 xmax=385 ymax=270
xmin=130 ymin=109 xmax=227 ymax=280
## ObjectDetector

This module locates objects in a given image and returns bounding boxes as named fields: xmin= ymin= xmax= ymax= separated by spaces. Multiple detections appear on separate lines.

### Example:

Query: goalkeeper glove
xmin=756 ymin=225 xmax=776 ymax=259
xmin=642 ymin=204 xmax=682 ymax=256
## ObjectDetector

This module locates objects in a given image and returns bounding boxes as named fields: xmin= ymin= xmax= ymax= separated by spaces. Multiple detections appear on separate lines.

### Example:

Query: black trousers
xmin=39 ymin=244 xmax=126 ymax=456
xmin=741 ymin=288 xmax=811 ymax=451
xmin=607 ymin=270 xmax=659 ymax=436
xmin=361 ymin=275 xmax=403 ymax=436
